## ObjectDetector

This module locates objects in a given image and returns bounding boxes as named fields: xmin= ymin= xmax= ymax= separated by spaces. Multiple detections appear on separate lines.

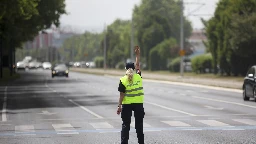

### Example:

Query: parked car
xmin=243 ymin=66 xmax=256 ymax=102
xmin=52 ymin=64 xmax=69 ymax=78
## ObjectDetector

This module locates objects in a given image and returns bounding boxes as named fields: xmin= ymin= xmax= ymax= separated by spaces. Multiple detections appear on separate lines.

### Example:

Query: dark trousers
xmin=121 ymin=103 xmax=145 ymax=144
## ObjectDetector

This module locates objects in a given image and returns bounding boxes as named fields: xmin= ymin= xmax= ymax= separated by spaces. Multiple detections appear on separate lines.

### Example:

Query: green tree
xmin=101 ymin=19 xmax=131 ymax=68
xmin=60 ymin=32 xmax=103 ymax=62
xmin=205 ymin=0 xmax=256 ymax=76
xmin=0 ymin=0 xmax=66 ymax=77
xmin=132 ymin=0 xmax=192 ymax=68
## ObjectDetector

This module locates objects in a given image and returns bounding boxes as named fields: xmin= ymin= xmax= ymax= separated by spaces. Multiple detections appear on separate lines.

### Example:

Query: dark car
xmin=243 ymin=66 xmax=256 ymax=102
xmin=52 ymin=64 xmax=69 ymax=78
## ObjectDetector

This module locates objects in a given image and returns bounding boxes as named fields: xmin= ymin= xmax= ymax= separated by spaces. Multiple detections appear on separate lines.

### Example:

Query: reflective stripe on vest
xmin=125 ymin=87 xmax=143 ymax=93
xmin=120 ymin=74 xmax=144 ymax=104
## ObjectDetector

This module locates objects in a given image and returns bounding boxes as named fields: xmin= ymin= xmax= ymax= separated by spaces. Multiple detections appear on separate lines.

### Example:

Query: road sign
xmin=179 ymin=50 xmax=185 ymax=56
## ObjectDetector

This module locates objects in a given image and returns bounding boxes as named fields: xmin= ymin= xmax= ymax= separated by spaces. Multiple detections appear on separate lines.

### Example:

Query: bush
xmin=149 ymin=48 xmax=160 ymax=71
xmin=115 ymin=61 xmax=125 ymax=69
xmin=94 ymin=56 xmax=104 ymax=68
xmin=168 ymin=57 xmax=181 ymax=72
xmin=191 ymin=53 xmax=213 ymax=73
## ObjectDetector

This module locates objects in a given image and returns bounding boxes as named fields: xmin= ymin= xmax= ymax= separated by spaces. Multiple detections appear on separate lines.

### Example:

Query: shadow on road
xmin=0 ymin=71 xmax=117 ymax=111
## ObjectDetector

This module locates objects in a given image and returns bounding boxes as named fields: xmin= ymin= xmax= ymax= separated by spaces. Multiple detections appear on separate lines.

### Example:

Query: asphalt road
xmin=0 ymin=69 xmax=256 ymax=144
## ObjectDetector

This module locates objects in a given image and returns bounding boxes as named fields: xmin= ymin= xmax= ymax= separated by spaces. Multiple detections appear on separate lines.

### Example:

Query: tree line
xmin=202 ymin=0 xmax=256 ymax=76
xmin=0 ymin=0 xmax=66 ymax=77
xmin=60 ymin=0 xmax=256 ymax=76
xmin=60 ymin=0 xmax=193 ymax=71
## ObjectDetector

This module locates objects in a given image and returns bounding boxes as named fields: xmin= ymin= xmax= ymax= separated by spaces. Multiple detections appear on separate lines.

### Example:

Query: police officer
xmin=117 ymin=46 xmax=145 ymax=144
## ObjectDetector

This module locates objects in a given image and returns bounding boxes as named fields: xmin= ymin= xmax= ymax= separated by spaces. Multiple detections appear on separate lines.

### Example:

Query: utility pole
xmin=104 ymin=23 xmax=107 ymax=70
xmin=55 ymin=48 xmax=58 ymax=63
xmin=71 ymin=40 xmax=74 ymax=62
xmin=130 ymin=19 xmax=134 ymax=62
xmin=180 ymin=0 xmax=184 ymax=77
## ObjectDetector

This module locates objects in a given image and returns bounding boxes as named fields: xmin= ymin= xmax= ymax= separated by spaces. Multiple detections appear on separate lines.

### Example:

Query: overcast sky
xmin=59 ymin=0 xmax=219 ymax=33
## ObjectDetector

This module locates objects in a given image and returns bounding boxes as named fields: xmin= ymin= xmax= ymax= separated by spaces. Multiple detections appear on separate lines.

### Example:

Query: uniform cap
xmin=125 ymin=62 xmax=135 ymax=70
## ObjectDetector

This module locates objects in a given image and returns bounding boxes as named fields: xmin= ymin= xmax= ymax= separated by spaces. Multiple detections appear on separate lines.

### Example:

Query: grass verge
xmin=0 ymin=68 xmax=20 ymax=85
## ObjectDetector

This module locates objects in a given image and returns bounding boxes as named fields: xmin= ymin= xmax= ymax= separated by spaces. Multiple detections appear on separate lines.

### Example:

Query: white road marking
xmin=162 ymin=121 xmax=191 ymax=127
xmin=204 ymin=105 xmax=223 ymax=110
xmin=38 ymin=110 xmax=56 ymax=115
xmin=222 ymin=129 xmax=244 ymax=131
xmin=52 ymin=124 xmax=78 ymax=134
xmin=45 ymin=78 xmax=48 ymax=87
xmin=183 ymin=129 xmax=202 ymax=131
xmin=130 ymin=121 xmax=151 ymax=128
xmin=207 ymin=117 xmax=222 ymax=120
xmin=0 ymin=124 xmax=11 ymax=126
xmin=0 ymin=91 xmax=54 ymax=94
xmin=180 ymin=93 xmax=186 ymax=96
xmin=2 ymin=87 xmax=7 ymax=122
xmin=144 ymin=130 xmax=162 ymax=132
xmin=233 ymin=119 xmax=256 ymax=125
xmin=68 ymin=99 xmax=103 ymax=119
xmin=15 ymin=125 xmax=35 ymax=133
xmin=197 ymin=120 xmax=230 ymax=127
xmin=90 ymin=122 xmax=114 ymax=129
xmin=192 ymin=96 xmax=256 ymax=109
xmin=145 ymin=101 xmax=197 ymax=116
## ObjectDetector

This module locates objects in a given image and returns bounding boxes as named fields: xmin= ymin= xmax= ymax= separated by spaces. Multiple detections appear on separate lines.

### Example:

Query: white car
xmin=16 ymin=61 xmax=26 ymax=70
xmin=42 ymin=62 xmax=52 ymax=69
xmin=28 ymin=61 xmax=37 ymax=69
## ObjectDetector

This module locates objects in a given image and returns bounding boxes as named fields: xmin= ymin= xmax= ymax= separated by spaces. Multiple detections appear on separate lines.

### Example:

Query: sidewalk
xmin=70 ymin=68 xmax=243 ymax=90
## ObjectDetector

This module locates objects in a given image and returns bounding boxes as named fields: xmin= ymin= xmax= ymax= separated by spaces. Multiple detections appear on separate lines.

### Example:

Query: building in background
xmin=188 ymin=29 xmax=207 ymax=59
xmin=22 ymin=27 xmax=75 ymax=62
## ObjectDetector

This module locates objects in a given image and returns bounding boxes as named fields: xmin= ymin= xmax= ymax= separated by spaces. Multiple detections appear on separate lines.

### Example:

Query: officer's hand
xmin=117 ymin=106 xmax=122 ymax=115
xmin=134 ymin=46 xmax=140 ymax=55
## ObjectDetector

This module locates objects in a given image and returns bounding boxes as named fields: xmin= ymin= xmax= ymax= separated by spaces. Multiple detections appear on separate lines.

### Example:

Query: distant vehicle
xmin=86 ymin=61 xmax=95 ymax=68
xmin=74 ymin=62 xmax=81 ymax=67
xmin=16 ymin=61 xmax=26 ymax=70
xmin=35 ymin=62 xmax=42 ymax=69
xmin=24 ymin=56 xmax=32 ymax=62
xmin=52 ymin=64 xmax=69 ymax=78
xmin=42 ymin=62 xmax=52 ymax=69
xmin=243 ymin=66 xmax=256 ymax=102
xmin=28 ymin=61 xmax=37 ymax=69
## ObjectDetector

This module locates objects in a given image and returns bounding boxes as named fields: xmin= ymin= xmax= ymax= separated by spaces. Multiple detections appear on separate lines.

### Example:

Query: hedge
xmin=94 ymin=56 xmax=104 ymax=68
xmin=191 ymin=53 xmax=213 ymax=73
xmin=168 ymin=57 xmax=181 ymax=72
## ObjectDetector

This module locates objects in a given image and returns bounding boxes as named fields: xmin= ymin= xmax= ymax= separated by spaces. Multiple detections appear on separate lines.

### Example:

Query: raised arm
xmin=135 ymin=46 xmax=140 ymax=70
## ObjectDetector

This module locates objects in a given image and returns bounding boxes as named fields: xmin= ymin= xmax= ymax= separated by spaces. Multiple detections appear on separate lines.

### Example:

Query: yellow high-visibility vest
xmin=120 ymin=74 xmax=144 ymax=104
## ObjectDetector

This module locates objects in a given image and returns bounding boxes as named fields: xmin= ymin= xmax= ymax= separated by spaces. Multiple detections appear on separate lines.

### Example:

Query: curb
xmin=104 ymin=74 xmax=242 ymax=93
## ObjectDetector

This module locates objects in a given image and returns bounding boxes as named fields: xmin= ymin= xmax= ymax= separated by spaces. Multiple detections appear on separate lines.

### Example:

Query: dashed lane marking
xmin=145 ymin=101 xmax=197 ymax=116
xmin=2 ymin=86 xmax=7 ymax=122
xmin=69 ymin=99 xmax=103 ymax=119
xmin=192 ymin=96 xmax=256 ymax=109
